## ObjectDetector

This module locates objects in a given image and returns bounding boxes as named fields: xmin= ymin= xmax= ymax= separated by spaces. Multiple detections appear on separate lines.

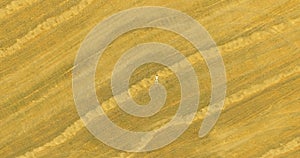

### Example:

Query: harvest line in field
xmin=17 ymin=66 xmax=299 ymax=158
xmin=0 ymin=0 xmax=94 ymax=58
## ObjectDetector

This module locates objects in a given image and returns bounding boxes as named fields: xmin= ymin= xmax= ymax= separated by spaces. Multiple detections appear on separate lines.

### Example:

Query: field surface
xmin=0 ymin=0 xmax=299 ymax=157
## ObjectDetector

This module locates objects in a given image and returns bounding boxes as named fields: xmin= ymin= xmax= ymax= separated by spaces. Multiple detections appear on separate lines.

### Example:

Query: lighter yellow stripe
xmin=0 ymin=0 xmax=94 ymax=58
xmin=1 ymin=8 xmax=298 ymax=60
xmin=0 ymin=0 xmax=39 ymax=18
xmin=17 ymin=64 xmax=299 ymax=158
xmin=17 ymin=119 xmax=85 ymax=158
xmin=260 ymin=137 xmax=300 ymax=158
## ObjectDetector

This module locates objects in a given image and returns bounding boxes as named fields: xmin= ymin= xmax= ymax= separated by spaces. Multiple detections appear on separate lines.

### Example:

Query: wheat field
xmin=0 ymin=0 xmax=299 ymax=157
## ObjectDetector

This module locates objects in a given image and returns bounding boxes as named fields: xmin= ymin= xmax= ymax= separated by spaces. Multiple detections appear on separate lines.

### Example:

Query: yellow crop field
xmin=0 ymin=0 xmax=299 ymax=157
